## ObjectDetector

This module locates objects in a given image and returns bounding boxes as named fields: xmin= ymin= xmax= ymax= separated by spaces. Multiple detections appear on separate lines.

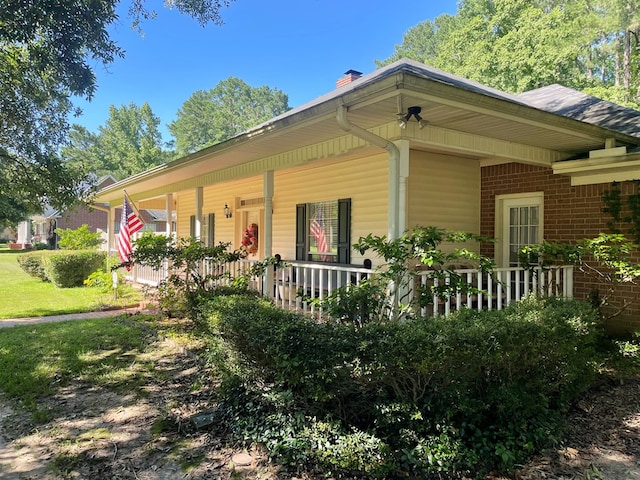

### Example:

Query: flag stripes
xmin=118 ymin=196 xmax=144 ymax=270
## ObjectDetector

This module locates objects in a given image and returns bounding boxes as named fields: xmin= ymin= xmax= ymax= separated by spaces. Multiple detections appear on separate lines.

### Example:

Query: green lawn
xmin=0 ymin=248 xmax=141 ymax=319
xmin=0 ymin=316 xmax=155 ymax=420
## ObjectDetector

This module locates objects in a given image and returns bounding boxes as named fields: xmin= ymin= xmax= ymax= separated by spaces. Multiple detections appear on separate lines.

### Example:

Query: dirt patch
xmin=514 ymin=379 xmax=640 ymax=480
xmin=0 ymin=327 xmax=639 ymax=479
xmin=0 ymin=336 xmax=279 ymax=480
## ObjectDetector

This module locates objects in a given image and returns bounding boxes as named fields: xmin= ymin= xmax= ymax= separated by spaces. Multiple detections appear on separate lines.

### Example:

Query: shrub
xmin=16 ymin=250 xmax=53 ymax=281
xmin=55 ymin=224 xmax=104 ymax=250
xmin=206 ymin=293 xmax=603 ymax=477
xmin=84 ymin=257 xmax=134 ymax=298
xmin=43 ymin=251 xmax=106 ymax=288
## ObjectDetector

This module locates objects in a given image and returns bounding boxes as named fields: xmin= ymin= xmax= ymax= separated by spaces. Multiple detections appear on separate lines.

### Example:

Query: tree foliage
xmin=55 ymin=224 xmax=105 ymax=250
xmin=378 ymin=0 xmax=640 ymax=107
xmin=0 ymin=0 xmax=234 ymax=225
xmin=63 ymin=102 xmax=169 ymax=180
xmin=168 ymin=77 xmax=290 ymax=155
xmin=521 ymin=233 xmax=640 ymax=321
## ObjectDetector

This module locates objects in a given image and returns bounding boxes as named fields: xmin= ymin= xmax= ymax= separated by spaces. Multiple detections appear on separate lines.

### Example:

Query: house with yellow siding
xmin=93 ymin=59 xmax=640 ymax=332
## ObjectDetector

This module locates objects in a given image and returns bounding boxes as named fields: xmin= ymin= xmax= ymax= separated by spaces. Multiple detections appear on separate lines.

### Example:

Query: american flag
xmin=310 ymin=206 xmax=329 ymax=261
xmin=118 ymin=196 xmax=144 ymax=270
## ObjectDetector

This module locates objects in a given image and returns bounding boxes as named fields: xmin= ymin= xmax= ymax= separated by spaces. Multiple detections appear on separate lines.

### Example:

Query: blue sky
xmin=74 ymin=0 xmax=459 ymax=142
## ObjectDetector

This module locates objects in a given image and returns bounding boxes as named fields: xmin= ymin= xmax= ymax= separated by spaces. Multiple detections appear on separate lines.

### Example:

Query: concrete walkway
xmin=0 ymin=307 xmax=145 ymax=328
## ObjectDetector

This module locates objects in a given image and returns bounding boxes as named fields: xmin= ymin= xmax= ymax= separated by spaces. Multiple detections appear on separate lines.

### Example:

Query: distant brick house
xmin=23 ymin=175 xmax=167 ymax=250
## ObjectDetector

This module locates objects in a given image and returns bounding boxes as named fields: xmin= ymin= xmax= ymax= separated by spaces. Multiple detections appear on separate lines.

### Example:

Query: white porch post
xmin=165 ymin=193 xmax=174 ymax=237
xmin=17 ymin=220 xmax=32 ymax=246
xmin=104 ymin=206 xmax=112 ymax=270
xmin=396 ymin=139 xmax=410 ymax=236
xmin=110 ymin=205 xmax=116 ymax=256
xmin=388 ymin=146 xmax=400 ymax=240
xmin=263 ymin=170 xmax=275 ymax=298
xmin=195 ymin=187 xmax=203 ymax=240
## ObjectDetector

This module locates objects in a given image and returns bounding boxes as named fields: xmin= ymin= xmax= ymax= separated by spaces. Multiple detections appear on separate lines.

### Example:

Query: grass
xmin=0 ymin=317 xmax=154 ymax=415
xmin=0 ymin=248 xmax=142 ymax=318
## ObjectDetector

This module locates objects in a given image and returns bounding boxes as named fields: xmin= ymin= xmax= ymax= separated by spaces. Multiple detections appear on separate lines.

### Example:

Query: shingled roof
xmin=516 ymin=84 xmax=640 ymax=138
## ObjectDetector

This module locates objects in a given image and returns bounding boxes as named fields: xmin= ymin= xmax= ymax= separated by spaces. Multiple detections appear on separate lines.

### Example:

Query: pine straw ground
xmin=0 ymin=315 xmax=638 ymax=480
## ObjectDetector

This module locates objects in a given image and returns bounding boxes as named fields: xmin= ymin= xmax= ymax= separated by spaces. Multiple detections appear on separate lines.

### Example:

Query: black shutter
xmin=189 ymin=215 xmax=196 ymax=238
xmin=337 ymin=198 xmax=351 ymax=264
xmin=207 ymin=213 xmax=215 ymax=247
xmin=295 ymin=203 xmax=306 ymax=260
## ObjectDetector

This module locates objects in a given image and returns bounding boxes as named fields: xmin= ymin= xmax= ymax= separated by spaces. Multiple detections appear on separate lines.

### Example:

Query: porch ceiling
xmin=95 ymin=62 xmax=640 ymax=205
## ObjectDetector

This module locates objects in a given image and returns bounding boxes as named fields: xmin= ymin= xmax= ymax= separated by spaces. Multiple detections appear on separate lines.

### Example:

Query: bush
xmin=43 ymin=250 xmax=106 ymax=288
xmin=204 ymin=294 xmax=603 ymax=477
xmin=16 ymin=251 xmax=53 ymax=281
xmin=55 ymin=224 xmax=104 ymax=250
xmin=84 ymin=257 xmax=135 ymax=298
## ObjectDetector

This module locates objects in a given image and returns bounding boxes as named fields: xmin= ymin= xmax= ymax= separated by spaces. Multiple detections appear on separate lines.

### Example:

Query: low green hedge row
xmin=201 ymin=293 xmax=603 ymax=478
xmin=17 ymin=250 xmax=106 ymax=287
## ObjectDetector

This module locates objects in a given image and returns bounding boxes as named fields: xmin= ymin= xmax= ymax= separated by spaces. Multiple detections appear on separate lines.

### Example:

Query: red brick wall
xmin=481 ymin=162 xmax=640 ymax=334
xmin=57 ymin=206 xmax=108 ymax=232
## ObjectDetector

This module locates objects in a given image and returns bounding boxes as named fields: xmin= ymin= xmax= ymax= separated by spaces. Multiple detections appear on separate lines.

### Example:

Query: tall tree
xmin=98 ymin=103 xmax=167 ymax=179
xmin=0 ymin=0 xmax=234 ymax=225
xmin=378 ymin=0 xmax=640 ymax=108
xmin=169 ymin=77 xmax=290 ymax=156
xmin=62 ymin=103 xmax=169 ymax=180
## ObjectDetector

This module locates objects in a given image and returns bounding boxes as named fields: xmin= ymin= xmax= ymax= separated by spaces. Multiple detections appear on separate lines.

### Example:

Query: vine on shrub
xmin=521 ymin=233 xmax=640 ymax=321
xmin=602 ymin=181 xmax=640 ymax=243
xmin=207 ymin=293 xmax=602 ymax=477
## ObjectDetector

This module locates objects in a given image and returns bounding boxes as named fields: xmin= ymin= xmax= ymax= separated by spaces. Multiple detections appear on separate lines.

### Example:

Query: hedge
xmin=201 ymin=294 xmax=603 ymax=477
xmin=42 ymin=250 xmax=106 ymax=288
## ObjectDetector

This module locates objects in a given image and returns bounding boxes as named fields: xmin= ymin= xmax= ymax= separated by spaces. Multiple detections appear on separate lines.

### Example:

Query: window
xmin=496 ymin=193 xmax=543 ymax=267
xmin=189 ymin=214 xmax=214 ymax=246
xmin=202 ymin=213 xmax=215 ymax=247
xmin=296 ymin=198 xmax=351 ymax=264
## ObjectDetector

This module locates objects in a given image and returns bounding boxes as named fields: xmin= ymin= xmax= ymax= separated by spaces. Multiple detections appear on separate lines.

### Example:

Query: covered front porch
xmin=127 ymin=259 xmax=574 ymax=319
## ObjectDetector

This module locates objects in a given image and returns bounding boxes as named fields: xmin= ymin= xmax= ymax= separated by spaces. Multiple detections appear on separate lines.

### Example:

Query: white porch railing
xmin=410 ymin=265 xmax=574 ymax=317
xmin=124 ymin=258 xmax=573 ymax=318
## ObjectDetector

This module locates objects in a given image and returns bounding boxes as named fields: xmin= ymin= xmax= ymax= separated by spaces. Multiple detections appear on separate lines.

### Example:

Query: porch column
xmin=263 ymin=170 xmax=275 ymax=299
xmin=263 ymin=171 xmax=274 ymax=257
xmin=104 ymin=206 xmax=112 ymax=269
xmin=165 ymin=193 xmax=173 ymax=237
xmin=110 ymin=205 xmax=116 ymax=256
xmin=17 ymin=220 xmax=32 ymax=247
xmin=396 ymin=139 xmax=410 ymax=236
xmin=195 ymin=187 xmax=203 ymax=240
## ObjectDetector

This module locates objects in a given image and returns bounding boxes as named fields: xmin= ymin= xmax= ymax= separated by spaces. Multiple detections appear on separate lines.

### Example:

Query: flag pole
xmin=123 ymin=190 xmax=144 ymax=220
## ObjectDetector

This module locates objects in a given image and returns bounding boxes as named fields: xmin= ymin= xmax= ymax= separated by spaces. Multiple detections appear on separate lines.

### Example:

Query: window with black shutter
xmin=295 ymin=198 xmax=350 ymax=264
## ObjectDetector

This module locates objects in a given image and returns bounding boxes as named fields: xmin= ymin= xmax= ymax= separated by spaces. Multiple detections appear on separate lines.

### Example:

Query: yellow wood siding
xmin=176 ymin=191 xmax=195 ymax=237
xmin=407 ymin=151 xmax=480 ymax=252
xmin=273 ymin=154 xmax=389 ymax=265
xmin=202 ymin=176 xmax=263 ymax=247
xmin=169 ymin=151 xmax=480 ymax=264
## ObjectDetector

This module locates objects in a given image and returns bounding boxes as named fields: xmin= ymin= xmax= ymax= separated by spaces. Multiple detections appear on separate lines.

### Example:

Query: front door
xmin=240 ymin=209 xmax=263 ymax=259
xmin=501 ymin=195 xmax=542 ymax=268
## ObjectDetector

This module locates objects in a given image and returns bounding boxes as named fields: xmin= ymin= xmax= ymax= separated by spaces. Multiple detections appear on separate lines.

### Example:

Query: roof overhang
xmin=553 ymin=150 xmax=640 ymax=185
xmin=94 ymin=59 xmax=640 ymax=204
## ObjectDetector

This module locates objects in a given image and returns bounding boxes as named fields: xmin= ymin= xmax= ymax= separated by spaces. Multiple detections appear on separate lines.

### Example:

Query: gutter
xmin=336 ymin=104 xmax=401 ymax=239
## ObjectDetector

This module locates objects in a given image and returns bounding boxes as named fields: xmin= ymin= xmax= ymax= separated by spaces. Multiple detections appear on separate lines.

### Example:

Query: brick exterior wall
xmin=56 ymin=206 xmax=108 ymax=232
xmin=481 ymin=162 xmax=640 ymax=334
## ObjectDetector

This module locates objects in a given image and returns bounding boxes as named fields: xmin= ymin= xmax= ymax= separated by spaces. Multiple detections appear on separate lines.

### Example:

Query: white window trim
xmin=494 ymin=192 xmax=544 ymax=267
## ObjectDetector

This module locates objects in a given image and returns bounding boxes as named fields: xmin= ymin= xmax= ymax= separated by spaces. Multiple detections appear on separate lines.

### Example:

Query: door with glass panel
xmin=501 ymin=196 xmax=542 ymax=301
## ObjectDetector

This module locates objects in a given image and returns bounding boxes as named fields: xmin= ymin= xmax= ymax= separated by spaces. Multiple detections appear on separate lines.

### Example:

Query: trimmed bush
xmin=203 ymin=294 xmax=603 ymax=478
xmin=16 ymin=250 xmax=54 ymax=281
xmin=43 ymin=250 xmax=106 ymax=288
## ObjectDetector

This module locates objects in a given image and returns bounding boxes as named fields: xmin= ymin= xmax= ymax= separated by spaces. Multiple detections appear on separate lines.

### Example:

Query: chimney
xmin=336 ymin=69 xmax=363 ymax=88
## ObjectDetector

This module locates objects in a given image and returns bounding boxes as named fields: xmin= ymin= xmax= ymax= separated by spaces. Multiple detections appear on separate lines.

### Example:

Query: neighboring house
xmin=23 ymin=175 xmax=168 ymax=250
xmin=93 ymin=59 xmax=640 ymax=332
xmin=27 ymin=175 xmax=118 ymax=249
